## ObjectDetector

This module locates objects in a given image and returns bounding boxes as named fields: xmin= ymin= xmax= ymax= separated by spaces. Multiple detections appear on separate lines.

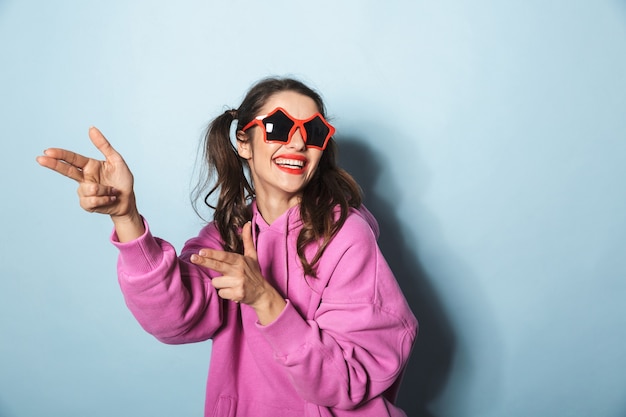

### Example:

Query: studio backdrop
xmin=1 ymin=1 xmax=625 ymax=416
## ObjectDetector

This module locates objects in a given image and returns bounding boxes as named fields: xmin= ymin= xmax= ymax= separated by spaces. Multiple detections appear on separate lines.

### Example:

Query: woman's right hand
xmin=36 ymin=126 xmax=145 ymax=241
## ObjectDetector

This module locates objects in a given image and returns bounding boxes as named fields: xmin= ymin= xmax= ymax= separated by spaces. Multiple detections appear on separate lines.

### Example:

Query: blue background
xmin=1 ymin=1 xmax=625 ymax=416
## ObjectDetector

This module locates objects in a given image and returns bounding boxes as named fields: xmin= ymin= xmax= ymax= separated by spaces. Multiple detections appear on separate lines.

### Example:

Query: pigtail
xmin=202 ymin=109 xmax=253 ymax=253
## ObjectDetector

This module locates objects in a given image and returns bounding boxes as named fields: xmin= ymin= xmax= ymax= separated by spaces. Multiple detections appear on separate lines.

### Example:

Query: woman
xmin=36 ymin=77 xmax=418 ymax=417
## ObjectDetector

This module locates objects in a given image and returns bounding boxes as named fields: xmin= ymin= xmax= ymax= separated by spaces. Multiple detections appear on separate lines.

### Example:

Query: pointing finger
xmin=42 ymin=148 xmax=91 ymax=169
xmin=36 ymin=150 xmax=90 ymax=182
xmin=190 ymin=250 xmax=236 ymax=275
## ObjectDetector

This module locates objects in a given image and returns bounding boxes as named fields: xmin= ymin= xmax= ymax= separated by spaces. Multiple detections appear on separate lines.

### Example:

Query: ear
xmin=236 ymin=130 xmax=251 ymax=159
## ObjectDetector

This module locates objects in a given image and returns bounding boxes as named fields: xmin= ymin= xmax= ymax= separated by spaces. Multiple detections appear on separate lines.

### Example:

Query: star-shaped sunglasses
xmin=241 ymin=107 xmax=335 ymax=151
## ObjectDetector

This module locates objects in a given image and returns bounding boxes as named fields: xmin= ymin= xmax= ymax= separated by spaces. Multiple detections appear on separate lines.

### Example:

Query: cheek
xmin=249 ymin=141 xmax=281 ymax=167
xmin=307 ymin=151 xmax=324 ymax=173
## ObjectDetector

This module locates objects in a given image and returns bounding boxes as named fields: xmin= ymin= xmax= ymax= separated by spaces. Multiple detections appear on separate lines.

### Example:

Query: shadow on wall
xmin=338 ymin=138 xmax=455 ymax=417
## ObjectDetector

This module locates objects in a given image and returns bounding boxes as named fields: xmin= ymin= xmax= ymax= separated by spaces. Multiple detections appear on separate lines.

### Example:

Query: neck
xmin=254 ymin=192 xmax=301 ymax=225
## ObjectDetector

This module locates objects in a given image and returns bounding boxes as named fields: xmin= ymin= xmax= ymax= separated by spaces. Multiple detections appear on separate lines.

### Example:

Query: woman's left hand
xmin=190 ymin=222 xmax=286 ymax=325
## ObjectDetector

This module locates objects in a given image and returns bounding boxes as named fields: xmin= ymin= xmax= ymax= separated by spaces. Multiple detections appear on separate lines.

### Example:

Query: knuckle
xmin=76 ymin=183 xmax=93 ymax=196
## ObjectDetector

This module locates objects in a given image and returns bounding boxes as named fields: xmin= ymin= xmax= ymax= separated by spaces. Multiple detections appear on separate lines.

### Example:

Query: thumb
xmin=242 ymin=222 xmax=257 ymax=261
xmin=88 ymin=126 xmax=123 ymax=163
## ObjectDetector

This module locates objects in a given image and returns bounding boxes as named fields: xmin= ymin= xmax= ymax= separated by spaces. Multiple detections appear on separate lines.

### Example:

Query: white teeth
xmin=275 ymin=158 xmax=304 ymax=168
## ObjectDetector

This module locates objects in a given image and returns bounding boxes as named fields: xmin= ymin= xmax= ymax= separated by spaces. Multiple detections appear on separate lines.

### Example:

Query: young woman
xmin=37 ymin=77 xmax=418 ymax=417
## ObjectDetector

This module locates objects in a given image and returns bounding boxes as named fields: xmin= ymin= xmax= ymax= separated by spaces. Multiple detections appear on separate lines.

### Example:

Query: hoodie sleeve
xmin=113 ymin=218 xmax=226 ymax=344
xmin=257 ymin=211 xmax=418 ymax=410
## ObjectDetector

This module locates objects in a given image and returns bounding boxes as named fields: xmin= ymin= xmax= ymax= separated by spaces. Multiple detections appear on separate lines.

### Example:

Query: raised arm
xmin=36 ymin=126 xmax=144 ymax=242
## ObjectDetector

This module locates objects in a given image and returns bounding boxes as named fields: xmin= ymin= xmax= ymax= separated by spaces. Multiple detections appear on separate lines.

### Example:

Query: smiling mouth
xmin=274 ymin=158 xmax=306 ymax=169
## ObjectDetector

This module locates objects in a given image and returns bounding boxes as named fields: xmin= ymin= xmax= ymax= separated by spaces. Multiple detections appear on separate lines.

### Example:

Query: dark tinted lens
xmin=303 ymin=116 xmax=330 ymax=148
xmin=263 ymin=110 xmax=294 ymax=143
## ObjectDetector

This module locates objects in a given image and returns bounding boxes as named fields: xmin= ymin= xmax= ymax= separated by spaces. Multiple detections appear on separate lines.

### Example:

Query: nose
xmin=287 ymin=127 xmax=307 ymax=150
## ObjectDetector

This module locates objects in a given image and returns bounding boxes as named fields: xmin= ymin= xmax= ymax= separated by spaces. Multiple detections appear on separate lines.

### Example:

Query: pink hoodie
xmin=113 ymin=203 xmax=418 ymax=417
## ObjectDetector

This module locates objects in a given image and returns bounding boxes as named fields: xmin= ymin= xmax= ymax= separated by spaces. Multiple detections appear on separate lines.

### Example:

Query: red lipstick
xmin=273 ymin=154 xmax=307 ymax=175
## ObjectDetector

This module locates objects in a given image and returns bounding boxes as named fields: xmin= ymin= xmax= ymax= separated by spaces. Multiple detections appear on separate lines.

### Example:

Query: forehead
xmin=259 ymin=91 xmax=320 ymax=120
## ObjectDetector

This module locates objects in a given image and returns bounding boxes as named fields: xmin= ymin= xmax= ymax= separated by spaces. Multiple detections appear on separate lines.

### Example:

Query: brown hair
xmin=193 ymin=77 xmax=362 ymax=276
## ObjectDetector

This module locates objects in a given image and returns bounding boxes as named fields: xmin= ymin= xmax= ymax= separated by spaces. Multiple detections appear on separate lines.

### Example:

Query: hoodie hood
xmin=249 ymin=202 xmax=380 ymax=301
xmin=250 ymin=201 xmax=380 ymax=241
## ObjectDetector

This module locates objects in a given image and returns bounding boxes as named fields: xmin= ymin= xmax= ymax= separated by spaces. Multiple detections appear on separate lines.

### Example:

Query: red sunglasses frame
xmin=241 ymin=107 xmax=335 ymax=151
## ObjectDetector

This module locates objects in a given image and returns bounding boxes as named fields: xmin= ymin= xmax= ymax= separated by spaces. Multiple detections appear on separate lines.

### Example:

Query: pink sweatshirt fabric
xmin=112 ymin=203 xmax=418 ymax=417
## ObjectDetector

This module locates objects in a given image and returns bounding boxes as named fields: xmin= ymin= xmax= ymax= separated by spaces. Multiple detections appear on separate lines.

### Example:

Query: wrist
xmin=111 ymin=209 xmax=141 ymax=225
xmin=111 ymin=209 xmax=145 ymax=243
xmin=252 ymin=287 xmax=286 ymax=326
